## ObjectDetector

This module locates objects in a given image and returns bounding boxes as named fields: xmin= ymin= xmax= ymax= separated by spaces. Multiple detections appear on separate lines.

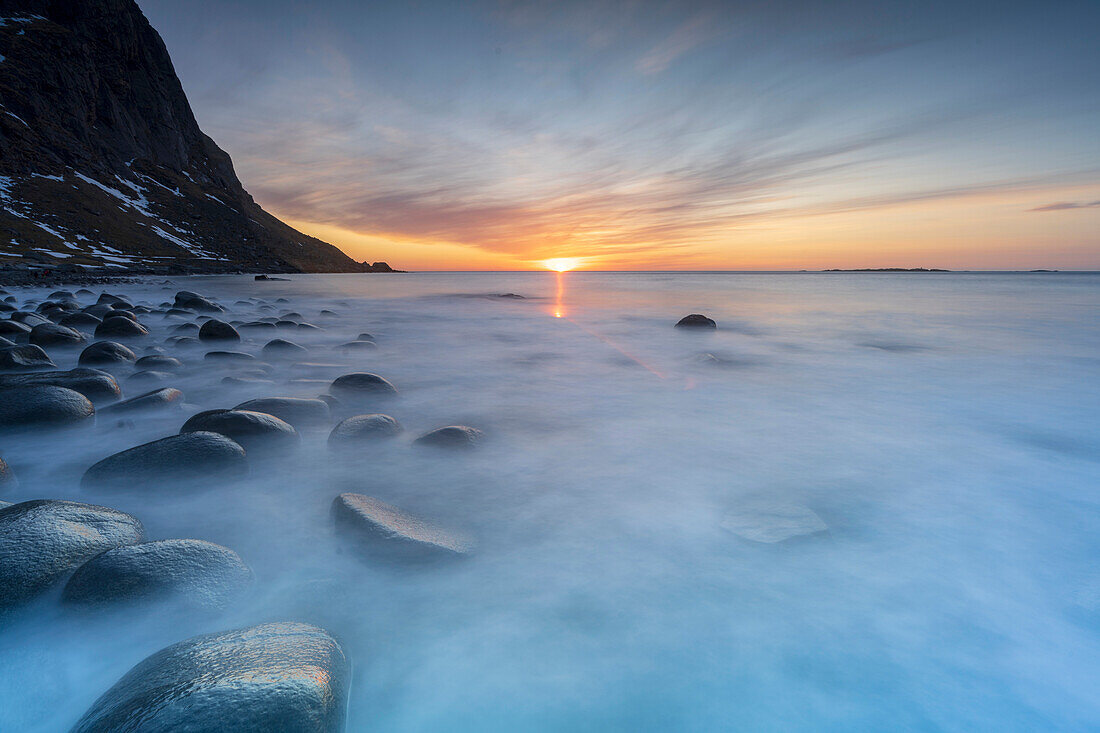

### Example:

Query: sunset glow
xmin=544 ymin=258 xmax=580 ymax=272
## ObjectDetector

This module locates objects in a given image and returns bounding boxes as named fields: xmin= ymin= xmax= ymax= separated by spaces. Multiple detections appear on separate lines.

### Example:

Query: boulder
xmin=262 ymin=338 xmax=308 ymax=357
xmin=0 ymin=456 xmax=17 ymax=490
xmin=95 ymin=317 xmax=150 ymax=338
xmin=233 ymin=397 xmax=331 ymax=429
xmin=0 ymin=344 xmax=55 ymax=371
xmin=199 ymin=319 xmax=240 ymax=342
xmin=0 ymin=500 xmax=144 ymax=608
xmin=128 ymin=370 xmax=173 ymax=386
xmin=356 ymin=333 xmax=375 ymax=342
xmin=29 ymin=323 xmax=86 ymax=347
xmin=0 ymin=320 xmax=31 ymax=338
xmin=0 ymin=367 xmax=122 ymax=404
xmin=414 ymin=425 xmax=484 ymax=450
xmin=675 ymin=314 xmax=717 ymax=329
xmin=134 ymin=355 xmax=183 ymax=371
xmin=328 ymin=414 xmax=402 ymax=449
xmin=337 ymin=340 xmax=377 ymax=352
xmin=329 ymin=372 xmax=397 ymax=401
xmin=333 ymin=492 xmax=473 ymax=562
xmin=11 ymin=311 xmax=52 ymax=328
xmin=99 ymin=388 xmax=184 ymax=416
xmin=173 ymin=291 xmax=224 ymax=313
xmin=97 ymin=293 xmax=128 ymax=306
xmin=81 ymin=432 xmax=248 ymax=490
xmin=63 ymin=539 xmax=252 ymax=610
xmin=204 ymin=350 xmax=254 ymax=363
xmin=70 ymin=623 xmax=349 ymax=733
xmin=79 ymin=340 xmax=137 ymax=366
xmin=0 ymin=385 xmax=95 ymax=429
xmin=180 ymin=410 xmax=298 ymax=455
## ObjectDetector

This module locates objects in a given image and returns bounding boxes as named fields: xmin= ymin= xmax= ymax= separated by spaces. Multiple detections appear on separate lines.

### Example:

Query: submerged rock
xmin=0 ymin=344 xmax=55 ymax=371
xmin=79 ymin=340 xmax=137 ymax=366
xmin=99 ymin=388 xmax=184 ymax=415
xmin=262 ymin=338 xmax=308 ymax=357
xmin=0 ymin=385 xmax=95 ymax=429
xmin=134 ymin=355 xmax=183 ymax=371
xmin=0 ymin=457 xmax=16 ymax=490
xmin=199 ymin=319 xmax=240 ymax=342
xmin=414 ymin=425 xmax=484 ymax=450
xmin=329 ymin=372 xmax=397 ymax=401
xmin=174 ymin=291 xmax=224 ymax=313
xmin=70 ymin=622 xmax=349 ymax=733
xmin=29 ymin=323 xmax=86 ymax=347
xmin=720 ymin=502 xmax=828 ymax=543
xmin=233 ymin=397 xmax=331 ymax=429
xmin=0 ymin=367 xmax=122 ymax=404
xmin=95 ymin=317 xmax=150 ymax=338
xmin=58 ymin=312 xmax=103 ymax=330
xmin=0 ymin=500 xmax=144 ymax=608
xmin=180 ymin=410 xmax=298 ymax=455
xmin=675 ymin=314 xmax=717 ymax=329
xmin=333 ymin=492 xmax=473 ymax=562
xmin=328 ymin=414 xmax=402 ymax=449
xmin=81 ymin=432 xmax=248 ymax=490
xmin=337 ymin=340 xmax=377 ymax=352
xmin=63 ymin=539 xmax=252 ymax=610
xmin=0 ymin=320 xmax=32 ymax=338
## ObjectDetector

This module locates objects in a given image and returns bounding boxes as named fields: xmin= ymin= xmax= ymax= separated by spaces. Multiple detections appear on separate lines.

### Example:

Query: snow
xmin=0 ymin=176 xmax=12 ymax=200
xmin=31 ymin=173 xmax=65 ymax=182
xmin=73 ymin=172 xmax=153 ymax=216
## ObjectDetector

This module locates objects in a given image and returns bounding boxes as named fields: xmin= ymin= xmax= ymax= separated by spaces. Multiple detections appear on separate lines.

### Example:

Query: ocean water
xmin=1 ymin=271 xmax=1099 ymax=731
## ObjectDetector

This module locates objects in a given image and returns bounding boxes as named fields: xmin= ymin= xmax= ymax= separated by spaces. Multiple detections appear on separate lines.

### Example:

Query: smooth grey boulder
xmin=79 ymin=341 xmax=137 ymax=366
xmin=204 ymin=350 xmax=253 ymax=363
xmin=170 ymin=322 xmax=199 ymax=334
xmin=173 ymin=291 xmax=224 ymax=313
xmin=333 ymin=492 xmax=473 ymax=562
xmin=128 ymin=370 xmax=173 ymax=386
xmin=180 ymin=410 xmax=298 ymax=455
xmin=233 ymin=397 xmax=330 ymax=429
xmin=63 ymin=539 xmax=252 ymax=610
xmin=29 ymin=323 xmax=86 ymax=347
xmin=199 ymin=319 xmax=240 ymax=342
xmin=414 ymin=425 xmax=484 ymax=450
xmin=70 ymin=622 xmax=348 ymax=733
xmin=97 ymin=293 xmax=128 ymax=306
xmin=675 ymin=314 xmax=717 ymax=329
xmin=11 ymin=311 xmax=52 ymax=327
xmin=0 ymin=320 xmax=32 ymax=338
xmin=0 ymin=500 xmax=144 ymax=608
xmin=81 ymin=432 xmax=248 ymax=490
xmin=134 ymin=355 xmax=183 ymax=371
xmin=0 ymin=343 xmax=55 ymax=371
xmin=329 ymin=372 xmax=397 ymax=402
xmin=328 ymin=414 xmax=402 ymax=449
xmin=262 ymin=338 xmax=308 ymax=357
xmin=99 ymin=388 xmax=184 ymax=416
xmin=95 ymin=317 xmax=150 ymax=338
xmin=0 ymin=367 xmax=122 ymax=404
xmin=0 ymin=385 xmax=94 ymax=429
xmin=59 ymin=312 xmax=102 ymax=331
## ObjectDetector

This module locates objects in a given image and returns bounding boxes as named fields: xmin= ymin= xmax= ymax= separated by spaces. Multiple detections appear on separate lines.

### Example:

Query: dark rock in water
xmin=0 ymin=457 xmax=17 ymax=490
xmin=414 ymin=425 xmax=484 ymax=450
xmin=0 ymin=500 xmax=144 ymax=609
xmin=81 ymin=432 xmax=248 ymax=490
xmin=100 ymin=388 xmax=184 ymax=415
xmin=96 ymin=317 xmax=150 ymax=338
xmin=333 ymin=492 xmax=473 ymax=562
xmin=11 ymin=311 xmax=53 ymax=328
xmin=337 ymin=340 xmax=377 ymax=352
xmin=222 ymin=376 xmax=276 ymax=387
xmin=356 ymin=333 xmax=375 ymax=342
xmin=296 ymin=322 xmax=322 ymax=332
xmin=50 ymin=290 xmax=76 ymax=301
xmin=174 ymin=291 xmax=224 ymax=313
xmin=329 ymin=372 xmax=397 ymax=401
xmin=98 ymin=293 xmax=128 ymax=306
xmin=233 ymin=397 xmax=330 ymax=429
xmin=63 ymin=539 xmax=252 ymax=610
xmin=70 ymin=622 xmax=349 ymax=733
xmin=199 ymin=319 xmax=240 ymax=342
xmin=328 ymin=414 xmax=402 ymax=449
xmin=135 ymin=355 xmax=183 ymax=371
xmin=498 ymin=293 xmax=525 ymax=299
xmin=675 ymin=314 xmax=717 ymax=329
xmin=0 ymin=320 xmax=32 ymax=338
xmin=170 ymin=322 xmax=200 ymax=334
xmin=0 ymin=385 xmax=95 ymax=429
xmin=84 ymin=304 xmax=115 ymax=319
xmin=128 ymin=370 xmax=174 ymax=386
xmin=254 ymin=274 xmax=289 ymax=281
xmin=0 ymin=344 xmax=55 ymax=371
xmin=239 ymin=321 xmax=278 ymax=332
xmin=0 ymin=367 xmax=122 ymax=404
xmin=262 ymin=338 xmax=308 ymax=357
xmin=181 ymin=410 xmax=298 ymax=455
xmin=29 ymin=323 xmax=86 ymax=347
xmin=80 ymin=341 xmax=137 ymax=367
xmin=107 ymin=309 xmax=139 ymax=322
xmin=317 ymin=394 xmax=340 ymax=411
xmin=171 ymin=336 xmax=202 ymax=348
xmin=205 ymin=350 xmax=254 ymax=363
xmin=0 ymin=336 xmax=12 ymax=348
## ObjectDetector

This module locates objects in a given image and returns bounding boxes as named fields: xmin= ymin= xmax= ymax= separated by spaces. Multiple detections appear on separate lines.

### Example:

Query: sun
xmin=544 ymin=258 xmax=580 ymax=272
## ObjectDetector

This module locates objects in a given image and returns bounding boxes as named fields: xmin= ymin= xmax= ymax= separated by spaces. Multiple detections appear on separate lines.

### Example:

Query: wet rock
xmin=675 ymin=314 xmax=717 ymax=329
xmin=0 ymin=320 xmax=31 ymax=338
xmin=262 ymin=338 xmax=308 ymax=357
xmin=0 ymin=500 xmax=144 ymax=608
xmin=337 ymin=340 xmax=377 ymax=352
xmin=329 ymin=372 xmax=397 ymax=402
xmin=128 ymin=370 xmax=174 ymax=386
xmin=79 ymin=341 xmax=137 ymax=366
xmin=0 ymin=367 xmax=122 ymax=404
xmin=63 ymin=539 xmax=252 ymax=610
xmin=181 ymin=410 xmax=299 ymax=455
xmin=170 ymin=322 xmax=200 ymax=335
xmin=328 ymin=414 xmax=402 ymax=449
xmin=199 ymin=319 xmax=240 ymax=342
xmin=58 ymin=312 xmax=104 ymax=330
xmin=204 ymin=350 xmax=254 ymax=363
xmin=0 ymin=385 xmax=95 ymax=429
xmin=239 ymin=321 xmax=278 ymax=332
xmin=0 ymin=344 xmax=55 ymax=371
xmin=333 ymin=492 xmax=473 ymax=562
xmin=233 ymin=397 xmax=331 ymax=429
xmin=720 ymin=502 xmax=828 ymax=543
xmin=134 ymin=355 xmax=183 ymax=371
xmin=355 ymin=333 xmax=375 ymax=342
xmin=100 ymin=388 xmax=184 ymax=416
xmin=414 ymin=425 xmax=484 ymax=449
xmin=11 ymin=311 xmax=52 ymax=328
xmin=0 ymin=457 xmax=17 ymax=490
xmin=70 ymin=622 xmax=349 ymax=733
xmin=97 ymin=293 xmax=129 ymax=306
xmin=95 ymin=316 xmax=150 ymax=338
xmin=29 ymin=323 xmax=86 ymax=347
xmin=173 ymin=291 xmax=224 ymax=313
xmin=81 ymin=432 xmax=248 ymax=490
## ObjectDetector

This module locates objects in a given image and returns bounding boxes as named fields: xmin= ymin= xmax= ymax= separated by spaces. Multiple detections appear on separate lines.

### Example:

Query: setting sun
xmin=544 ymin=258 xmax=580 ymax=272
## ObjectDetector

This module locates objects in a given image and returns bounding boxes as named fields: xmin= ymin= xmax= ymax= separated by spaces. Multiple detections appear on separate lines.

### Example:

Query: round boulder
xmin=675 ymin=313 xmax=717 ymax=329
xmin=328 ymin=414 xmax=402 ymax=449
xmin=81 ymin=432 xmax=248 ymax=490
xmin=0 ymin=320 xmax=32 ymax=338
xmin=414 ymin=425 xmax=484 ymax=450
xmin=29 ymin=323 xmax=86 ymax=347
xmin=199 ymin=319 xmax=240 ymax=342
xmin=0 ymin=344 xmax=55 ymax=371
xmin=134 ymin=355 xmax=183 ymax=371
xmin=0 ymin=385 xmax=94 ymax=429
xmin=0 ymin=367 xmax=122 ymax=405
xmin=262 ymin=338 xmax=307 ymax=358
xmin=80 ymin=340 xmax=137 ymax=366
xmin=100 ymin=388 xmax=184 ymax=416
xmin=180 ymin=410 xmax=298 ymax=455
xmin=95 ymin=317 xmax=150 ymax=338
xmin=233 ymin=397 xmax=330 ymax=429
xmin=329 ymin=372 xmax=397 ymax=402
xmin=333 ymin=492 xmax=473 ymax=563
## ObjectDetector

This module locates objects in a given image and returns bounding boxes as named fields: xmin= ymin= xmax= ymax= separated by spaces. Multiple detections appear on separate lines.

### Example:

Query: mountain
xmin=0 ymin=0 xmax=394 ymax=274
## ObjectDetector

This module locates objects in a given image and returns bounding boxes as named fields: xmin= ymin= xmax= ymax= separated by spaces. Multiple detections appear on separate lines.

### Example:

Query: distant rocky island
xmin=0 ymin=0 xmax=397 ymax=277
xmin=822 ymin=268 xmax=951 ymax=272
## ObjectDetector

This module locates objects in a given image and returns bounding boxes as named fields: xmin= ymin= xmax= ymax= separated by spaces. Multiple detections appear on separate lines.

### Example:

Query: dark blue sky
xmin=139 ymin=0 xmax=1100 ymax=269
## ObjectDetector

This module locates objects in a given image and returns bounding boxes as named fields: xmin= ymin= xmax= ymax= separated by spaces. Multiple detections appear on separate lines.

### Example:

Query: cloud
xmin=1028 ymin=200 xmax=1100 ymax=212
xmin=635 ymin=13 xmax=719 ymax=75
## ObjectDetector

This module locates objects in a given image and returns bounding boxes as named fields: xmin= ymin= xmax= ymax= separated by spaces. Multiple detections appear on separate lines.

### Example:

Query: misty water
xmin=2 ymin=271 xmax=1099 ymax=731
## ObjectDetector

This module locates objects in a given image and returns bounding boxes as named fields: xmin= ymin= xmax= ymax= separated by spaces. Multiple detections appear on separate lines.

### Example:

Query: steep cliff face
xmin=0 ymin=0 xmax=389 ymax=273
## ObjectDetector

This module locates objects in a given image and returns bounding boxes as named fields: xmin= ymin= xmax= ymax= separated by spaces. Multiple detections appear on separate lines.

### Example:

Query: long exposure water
xmin=1 ymin=271 xmax=1099 ymax=731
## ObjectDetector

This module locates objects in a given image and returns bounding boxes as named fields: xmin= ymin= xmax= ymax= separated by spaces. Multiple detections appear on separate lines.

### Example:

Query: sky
xmin=138 ymin=0 xmax=1100 ymax=270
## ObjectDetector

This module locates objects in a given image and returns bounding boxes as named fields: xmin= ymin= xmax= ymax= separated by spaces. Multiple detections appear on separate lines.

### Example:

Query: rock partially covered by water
xmin=81 ymin=432 xmax=248 ymax=490
xmin=329 ymin=372 xmax=397 ymax=402
xmin=0 ymin=500 xmax=144 ymax=609
xmin=328 ymin=414 xmax=402 ymax=449
xmin=262 ymin=338 xmax=308 ymax=357
xmin=79 ymin=341 xmax=137 ymax=366
xmin=0 ymin=344 xmax=55 ymax=371
xmin=63 ymin=539 xmax=253 ymax=610
xmin=414 ymin=425 xmax=484 ymax=450
xmin=174 ymin=291 xmax=224 ymax=313
xmin=199 ymin=319 xmax=240 ymax=342
xmin=233 ymin=397 xmax=331 ymax=429
xmin=0 ymin=385 xmax=95 ymax=429
xmin=0 ymin=457 xmax=16 ymax=490
xmin=0 ymin=320 xmax=32 ymax=338
xmin=0 ymin=367 xmax=123 ymax=404
xmin=675 ymin=314 xmax=717 ymax=329
xmin=29 ymin=323 xmax=86 ymax=347
xmin=70 ymin=623 xmax=349 ymax=733
xmin=100 ymin=388 xmax=184 ymax=416
xmin=181 ymin=410 xmax=298 ymax=455
xmin=134 ymin=355 xmax=183 ymax=372
xmin=95 ymin=317 xmax=150 ymax=339
xmin=333 ymin=492 xmax=473 ymax=563
xmin=720 ymin=501 xmax=828 ymax=543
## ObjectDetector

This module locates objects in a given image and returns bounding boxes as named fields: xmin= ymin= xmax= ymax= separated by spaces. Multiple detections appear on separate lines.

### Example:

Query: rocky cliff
xmin=0 ymin=0 xmax=393 ymax=274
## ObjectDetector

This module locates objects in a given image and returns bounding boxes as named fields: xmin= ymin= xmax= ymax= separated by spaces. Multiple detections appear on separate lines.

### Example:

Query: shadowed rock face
xmin=328 ymin=414 xmax=403 ymax=449
xmin=333 ymin=492 xmax=474 ymax=563
xmin=0 ymin=385 xmax=95 ymax=429
xmin=233 ymin=397 xmax=331 ymax=429
xmin=0 ymin=367 xmax=122 ymax=404
xmin=675 ymin=314 xmax=717 ymax=329
xmin=70 ymin=623 xmax=350 ymax=733
xmin=81 ymin=431 xmax=248 ymax=490
xmin=99 ymin=387 xmax=183 ymax=415
xmin=0 ymin=500 xmax=144 ymax=609
xmin=180 ymin=409 xmax=298 ymax=455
